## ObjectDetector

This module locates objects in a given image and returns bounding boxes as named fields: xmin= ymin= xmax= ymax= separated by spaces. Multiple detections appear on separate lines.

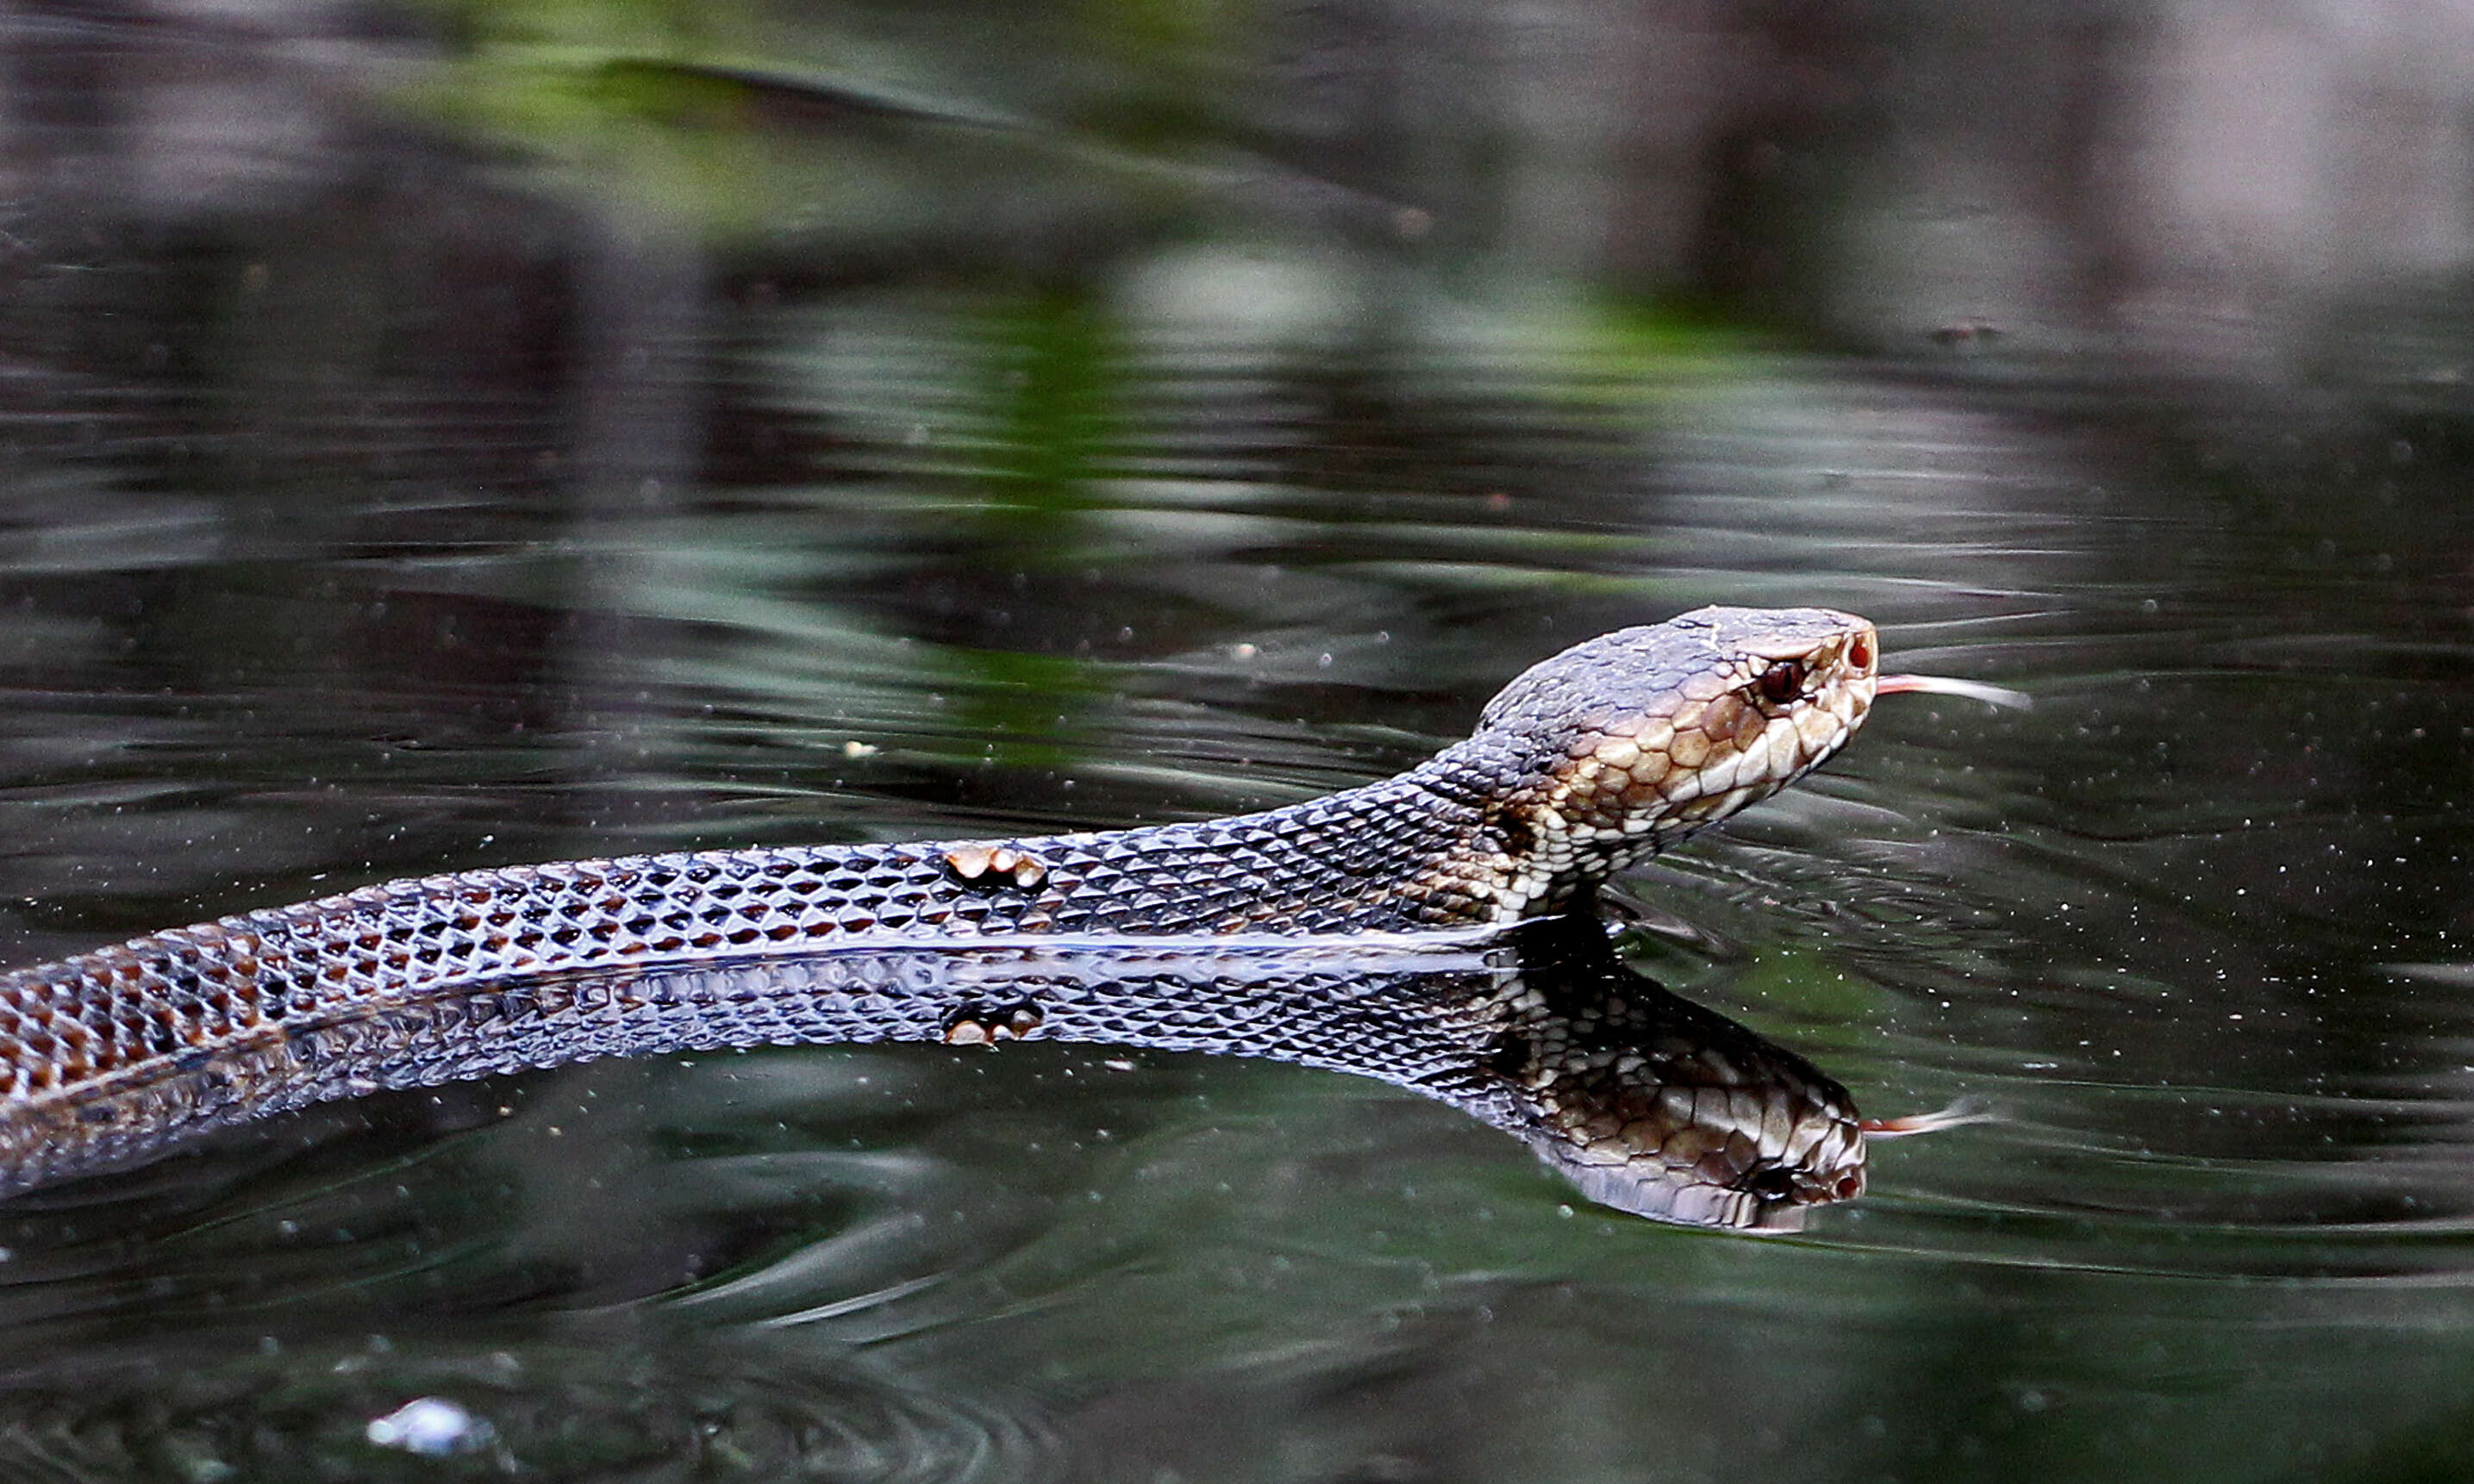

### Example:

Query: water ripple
xmin=0 ymin=1325 xmax=1059 ymax=1484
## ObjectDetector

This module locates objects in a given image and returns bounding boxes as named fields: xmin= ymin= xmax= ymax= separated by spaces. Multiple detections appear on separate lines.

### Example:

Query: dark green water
xmin=3 ymin=3 xmax=2474 ymax=1480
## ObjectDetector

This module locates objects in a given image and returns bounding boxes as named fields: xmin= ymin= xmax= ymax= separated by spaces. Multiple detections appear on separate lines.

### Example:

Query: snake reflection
xmin=3 ymin=918 xmax=1867 ymax=1230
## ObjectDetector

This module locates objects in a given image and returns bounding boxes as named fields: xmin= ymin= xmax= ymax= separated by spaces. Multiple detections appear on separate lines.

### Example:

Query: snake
xmin=0 ymin=605 xmax=1931 ymax=1216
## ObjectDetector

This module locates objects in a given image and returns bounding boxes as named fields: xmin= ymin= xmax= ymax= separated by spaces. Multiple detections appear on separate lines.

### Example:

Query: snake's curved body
xmin=0 ymin=607 xmax=1885 ymax=1206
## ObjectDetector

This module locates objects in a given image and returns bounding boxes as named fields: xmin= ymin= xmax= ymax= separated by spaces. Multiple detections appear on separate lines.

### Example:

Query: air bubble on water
xmin=365 ymin=1397 xmax=493 ymax=1456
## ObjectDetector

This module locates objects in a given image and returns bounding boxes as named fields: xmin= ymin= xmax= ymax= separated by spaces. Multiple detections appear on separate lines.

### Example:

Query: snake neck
xmin=1096 ymin=728 xmax=1654 ymax=931
xmin=1385 ymin=732 xmax=1685 ymax=924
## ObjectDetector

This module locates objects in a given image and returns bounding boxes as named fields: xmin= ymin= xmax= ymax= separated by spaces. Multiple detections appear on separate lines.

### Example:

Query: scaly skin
xmin=0 ymin=606 xmax=1882 ymax=1203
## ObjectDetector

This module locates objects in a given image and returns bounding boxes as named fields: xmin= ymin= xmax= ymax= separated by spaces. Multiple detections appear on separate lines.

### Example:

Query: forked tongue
xmin=1877 ymin=672 xmax=2031 ymax=709
xmin=1860 ymin=1100 xmax=1996 ymax=1138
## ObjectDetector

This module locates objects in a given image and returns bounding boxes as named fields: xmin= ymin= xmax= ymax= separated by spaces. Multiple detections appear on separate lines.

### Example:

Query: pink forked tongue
xmin=1876 ymin=673 xmax=2031 ymax=708
xmin=1860 ymin=1101 xmax=1996 ymax=1138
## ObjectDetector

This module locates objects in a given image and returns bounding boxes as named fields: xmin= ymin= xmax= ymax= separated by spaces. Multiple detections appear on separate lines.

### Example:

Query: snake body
xmin=0 ymin=607 xmax=1884 ymax=1207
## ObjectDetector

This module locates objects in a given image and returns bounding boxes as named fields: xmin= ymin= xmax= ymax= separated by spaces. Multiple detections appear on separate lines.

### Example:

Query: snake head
xmin=1472 ymin=608 xmax=1880 ymax=897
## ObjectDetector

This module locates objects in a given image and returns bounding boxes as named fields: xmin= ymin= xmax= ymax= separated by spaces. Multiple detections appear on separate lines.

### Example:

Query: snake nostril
xmin=1849 ymin=632 xmax=1874 ymax=670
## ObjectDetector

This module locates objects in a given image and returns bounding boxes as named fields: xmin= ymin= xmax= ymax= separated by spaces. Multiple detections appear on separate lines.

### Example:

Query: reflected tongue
xmin=1877 ymin=672 xmax=2031 ymax=709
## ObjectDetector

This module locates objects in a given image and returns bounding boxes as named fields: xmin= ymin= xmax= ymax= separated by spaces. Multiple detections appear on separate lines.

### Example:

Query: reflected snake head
xmin=1517 ymin=1058 xmax=1869 ymax=1233
xmin=1487 ymin=927 xmax=1871 ymax=1231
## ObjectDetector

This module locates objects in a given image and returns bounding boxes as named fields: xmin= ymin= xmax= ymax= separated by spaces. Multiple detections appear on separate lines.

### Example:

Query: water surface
xmin=3 ymin=5 xmax=2474 ymax=1481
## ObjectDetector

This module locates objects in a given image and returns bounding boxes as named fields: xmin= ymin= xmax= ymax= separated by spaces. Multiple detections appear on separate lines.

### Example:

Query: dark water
xmin=4 ymin=3 xmax=2474 ymax=1481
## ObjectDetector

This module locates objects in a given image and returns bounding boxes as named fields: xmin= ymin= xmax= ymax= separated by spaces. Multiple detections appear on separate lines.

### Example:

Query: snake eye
xmin=1741 ymin=1164 xmax=1798 ymax=1200
xmin=1756 ymin=659 xmax=1806 ymax=704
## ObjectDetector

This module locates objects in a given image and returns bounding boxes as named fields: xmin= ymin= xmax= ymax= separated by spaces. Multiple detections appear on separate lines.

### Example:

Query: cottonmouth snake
xmin=0 ymin=606 xmax=1909 ymax=1220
